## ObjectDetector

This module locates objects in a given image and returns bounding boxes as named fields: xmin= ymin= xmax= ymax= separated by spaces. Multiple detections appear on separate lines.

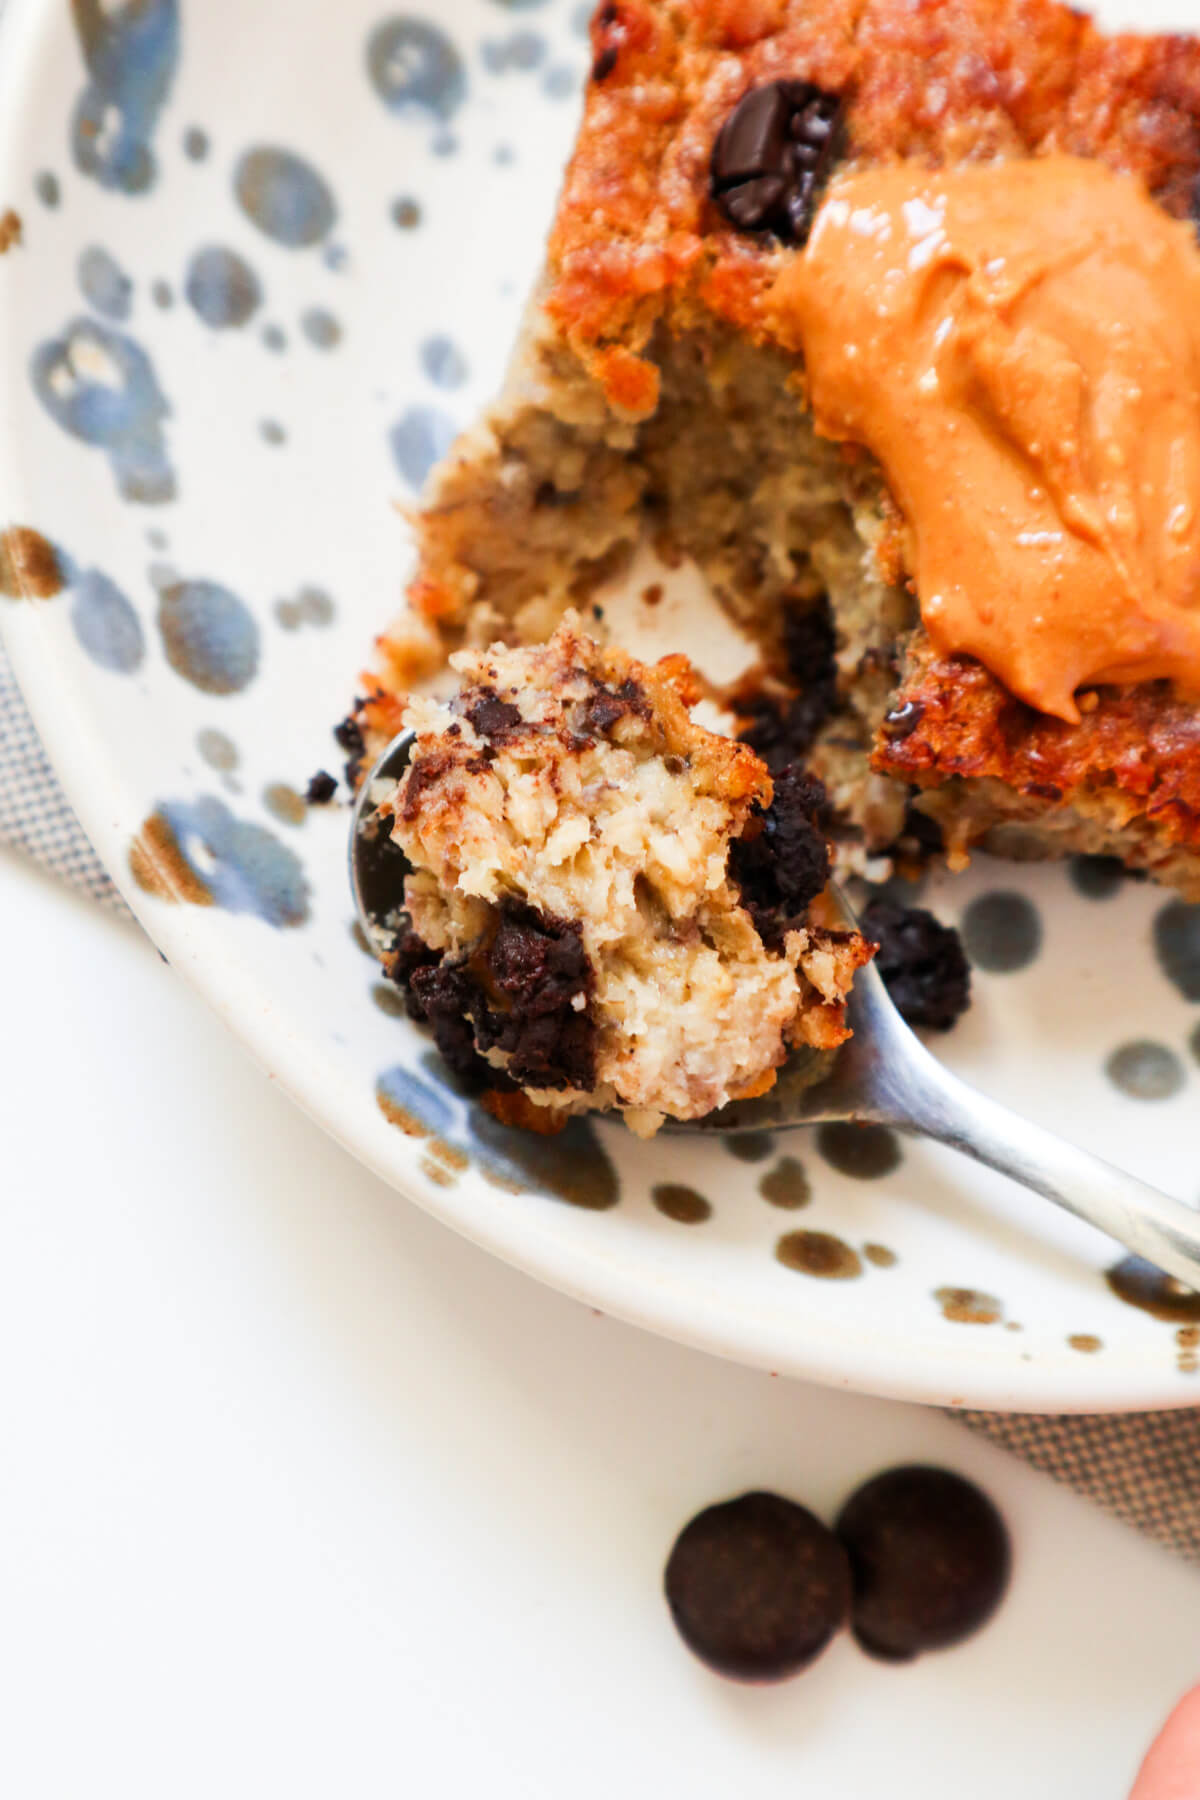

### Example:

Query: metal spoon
xmin=351 ymin=729 xmax=1200 ymax=1292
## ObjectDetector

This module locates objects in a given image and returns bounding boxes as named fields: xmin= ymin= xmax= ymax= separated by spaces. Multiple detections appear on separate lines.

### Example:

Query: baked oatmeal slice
xmin=361 ymin=0 xmax=1200 ymax=894
xmin=375 ymin=617 xmax=872 ymax=1138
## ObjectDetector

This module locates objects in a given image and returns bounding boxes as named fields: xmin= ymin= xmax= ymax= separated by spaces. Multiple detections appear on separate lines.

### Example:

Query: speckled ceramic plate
xmin=2 ymin=0 xmax=1199 ymax=1413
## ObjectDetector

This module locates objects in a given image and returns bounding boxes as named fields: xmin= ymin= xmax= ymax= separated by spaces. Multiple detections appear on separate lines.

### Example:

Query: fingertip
xmin=1130 ymin=1686 xmax=1200 ymax=1799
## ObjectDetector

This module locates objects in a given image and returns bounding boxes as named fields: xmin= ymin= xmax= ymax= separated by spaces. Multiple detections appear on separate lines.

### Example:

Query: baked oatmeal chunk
xmin=377 ymin=618 xmax=872 ymax=1137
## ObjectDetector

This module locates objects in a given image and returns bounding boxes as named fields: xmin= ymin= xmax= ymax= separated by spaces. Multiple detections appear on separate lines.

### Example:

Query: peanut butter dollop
xmin=770 ymin=155 xmax=1200 ymax=722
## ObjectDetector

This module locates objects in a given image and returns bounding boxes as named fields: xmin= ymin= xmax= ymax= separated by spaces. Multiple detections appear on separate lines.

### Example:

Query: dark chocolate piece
xmin=860 ymin=898 xmax=971 ymax=1032
xmin=712 ymin=81 xmax=844 ymax=245
xmin=665 ymin=1491 xmax=851 ymax=1681
xmin=411 ymin=901 xmax=598 ymax=1094
xmin=333 ymin=707 xmax=366 ymax=786
xmin=836 ymin=1466 xmax=1011 ymax=1662
xmin=730 ymin=767 xmax=831 ymax=947
xmin=739 ymin=601 xmax=838 ymax=773
xmin=305 ymin=769 xmax=338 ymax=804
xmin=465 ymin=688 xmax=524 ymax=742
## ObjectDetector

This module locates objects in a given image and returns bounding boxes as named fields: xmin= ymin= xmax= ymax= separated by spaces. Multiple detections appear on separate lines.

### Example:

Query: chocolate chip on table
xmin=860 ymin=898 xmax=971 ymax=1032
xmin=664 ymin=1491 xmax=851 ymax=1681
xmin=711 ymin=80 xmax=845 ymax=244
xmin=835 ymin=1466 xmax=1011 ymax=1662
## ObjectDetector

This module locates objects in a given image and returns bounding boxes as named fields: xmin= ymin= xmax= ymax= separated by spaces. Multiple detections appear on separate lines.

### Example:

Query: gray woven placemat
xmin=1 ymin=633 xmax=1197 ymax=1558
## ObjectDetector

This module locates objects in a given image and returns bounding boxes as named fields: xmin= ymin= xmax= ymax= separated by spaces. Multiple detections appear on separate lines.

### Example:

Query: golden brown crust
xmin=874 ymin=631 xmax=1200 ymax=851
xmin=546 ymin=0 xmax=1200 ymax=406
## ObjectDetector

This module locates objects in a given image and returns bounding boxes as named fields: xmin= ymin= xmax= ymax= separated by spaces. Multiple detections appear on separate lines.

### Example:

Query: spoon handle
xmin=896 ymin=1051 xmax=1200 ymax=1292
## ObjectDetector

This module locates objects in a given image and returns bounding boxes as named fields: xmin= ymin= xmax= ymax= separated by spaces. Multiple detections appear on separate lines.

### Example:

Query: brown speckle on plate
xmin=776 ymin=1231 xmax=863 ymax=1280
xmin=129 ymin=811 xmax=213 ymax=906
xmin=0 ymin=526 xmax=63 ymax=599
xmin=935 ymin=1287 xmax=1004 ymax=1326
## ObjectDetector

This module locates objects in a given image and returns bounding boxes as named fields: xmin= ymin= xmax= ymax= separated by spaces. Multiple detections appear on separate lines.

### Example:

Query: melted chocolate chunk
xmin=712 ymin=81 xmax=844 ymax=245
xmin=305 ymin=769 xmax=338 ymax=804
xmin=664 ymin=1492 xmax=851 ymax=1682
xmin=860 ymin=898 xmax=971 ymax=1033
xmin=466 ymin=688 xmax=524 ymax=742
xmin=411 ymin=957 xmax=493 ymax=1085
xmin=410 ymin=902 xmax=597 ymax=1094
xmin=730 ymin=768 xmax=831 ymax=947
xmin=389 ymin=927 xmax=450 ymax=1023
xmin=836 ymin=1466 xmax=1011 ymax=1662
xmin=739 ymin=602 xmax=838 ymax=773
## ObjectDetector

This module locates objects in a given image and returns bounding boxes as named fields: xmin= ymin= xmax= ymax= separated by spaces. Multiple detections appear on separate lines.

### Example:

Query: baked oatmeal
xmin=355 ymin=0 xmax=1200 ymax=898
xmin=374 ymin=617 xmax=872 ymax=1137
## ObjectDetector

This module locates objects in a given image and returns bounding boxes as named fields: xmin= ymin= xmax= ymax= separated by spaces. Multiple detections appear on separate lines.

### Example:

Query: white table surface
xmin=2 ymin=852 xmax=1199 ymax=1799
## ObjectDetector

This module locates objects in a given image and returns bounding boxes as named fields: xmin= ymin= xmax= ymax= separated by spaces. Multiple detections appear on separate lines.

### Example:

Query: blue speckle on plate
xmin=390 ymin=405 xmax=457 ymax=488
xmin=71 ymin=568 xmax=144 ymax=672
xmin=1068 ymin=855 xmax=1125 ymax=901
xmin=261 ymin=323 xmax=287 ymax=352
xmin=1105 ymin=1040 xmax=1186 ymax=1102
xmin=70 ymin=0 xmax=180 ymax=195
xmin=376 ymin=1063 xmax=457 ymax=1137
xmin=34 ymin=170 xmax=60 ymax=208
xmin=78 ymin=245 xmax=134 ymax=322
xmin=182 ymin=126 xmax=209 ymax=161
xmin=259 ymin=419 xmax=287 ymax=446
xmin=30 ymin=315 xmax=175 ymax=504
xmin=961 ymin=891 xmax=1043 ymax=974
xmin=158 ymin=795 xmax=309 ymax=926
xmin=157 ymin=578 xmax=260 ymax=694
xmin=184 ymin=246 xmax=263 ymax=329
xmin=420 ymin=334 xmax=467 ymax=389
xmin=197 ymin=727 xmax=238 ymax=773
xmin=471 ymin=1112 xmax=619 ymax=1209
xmin=234 ymin=146 xmax=337 ymax=248
xmin=1154 ymin=901 xmax=1200 ymax=1002
xmin=151 ymin=278 xmax=173 ymax=308
xmin=543 ymin=65 xmax=580 ymax=100
xmin=299 ymin=307 xmax=342 ymax=350
xmin=366 ymin=17 xmax=467 ymax=122
xmin=817 ymin=1123 xmax=903 ymax=1180
xmin=482 ymin=30 xmax=547 ymax=72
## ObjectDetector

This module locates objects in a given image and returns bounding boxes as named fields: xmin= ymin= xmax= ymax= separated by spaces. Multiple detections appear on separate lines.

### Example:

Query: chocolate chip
xmin=577 ymin=676 xmax=647 ymax=741
xmin=664 ymin=1492 xmax=851 ymax=1682
xmin=860 ymin=898 xmax=971 ymax=1033
xmin=305 ymin=769 xmax=338 ymax=804
xmin=730 ymin=768 xmax=831 ymax=947
xmin=712 ymin=81 xmax=844 ymax=245
xmin=334 ymin=711 xmax=365 ymax=756
xmin=592 ymin=44 xmax=618 ymax=82
xmin=465 ymin=688 xmax=524 ymax=742
xmin=334 ymin=707 xmax=367 ymax=787
xmin=836 ymin=1466 xmax=1011 ymax=1662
